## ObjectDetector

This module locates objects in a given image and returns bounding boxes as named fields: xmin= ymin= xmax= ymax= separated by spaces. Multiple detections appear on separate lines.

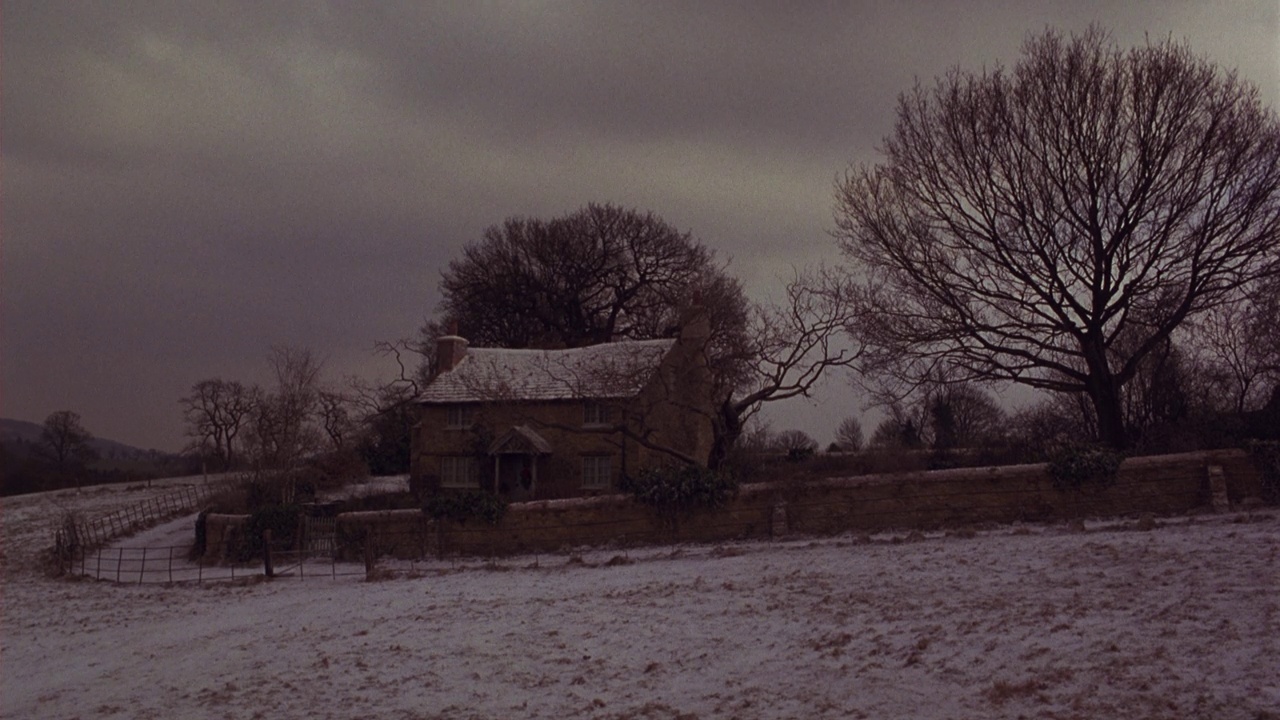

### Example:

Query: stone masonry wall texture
xmin=344 ymin=449 xmax=1265 ymax=559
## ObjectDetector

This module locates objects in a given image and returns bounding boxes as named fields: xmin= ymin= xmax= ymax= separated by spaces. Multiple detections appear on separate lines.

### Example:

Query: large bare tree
xmin=244 ymin=346 xmax=324 ymax=474
xmin=180 ymin=378 xmax=255 ymax=470
xmin=835 ymin=27 xmax=1280 ymax=448
xmin=39 ymin=410 xmax=96 ymax=468
xmin=426 ymin=205 xmax=861 ymax=467
xmin=439 ymin=203 xmax=747 ymax=356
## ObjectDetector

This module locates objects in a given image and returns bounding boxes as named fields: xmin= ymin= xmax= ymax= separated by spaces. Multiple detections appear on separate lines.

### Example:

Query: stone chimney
xmin=679 ymin=291 xmax=710 ymax=342
xmin=436 ymin=324 xmax=469 ymax=374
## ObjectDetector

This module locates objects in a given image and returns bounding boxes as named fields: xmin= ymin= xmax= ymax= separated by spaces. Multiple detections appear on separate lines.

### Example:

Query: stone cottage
xmin=410 ymin=306 xmax=716 ymax=501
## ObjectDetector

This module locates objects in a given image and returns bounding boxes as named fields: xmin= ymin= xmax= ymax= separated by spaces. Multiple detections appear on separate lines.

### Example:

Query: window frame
xmin=581 ymin=455 xmax=613 ymax=490
xmin=582 ymin=401 xmax=613 ymax=428
xmin=445 ymin=404 xmax=475 ymax=430
xmin=440 ymin=456 xmax=478 ymax=488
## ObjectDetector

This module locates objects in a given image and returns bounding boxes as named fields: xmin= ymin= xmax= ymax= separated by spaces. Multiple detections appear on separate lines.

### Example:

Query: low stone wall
xmin=456 ymin=450 xmax=1259 ymax=553
xmin=334 ymin=510 xmax=429 ymax=561
xmin=774 ymin=449 xmax=1248 ymax=535
xmin=203 ymin=513 xmax=249 ymax=562
xmin=333 ymin=449 xmax=1265 ymax=559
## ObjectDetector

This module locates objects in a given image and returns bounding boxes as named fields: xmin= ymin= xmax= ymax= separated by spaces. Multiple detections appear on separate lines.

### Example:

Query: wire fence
xmin=60 ymin=543 xmax=371 ymax=584
xmin=52 ymin=478 xmax=238 ymax=559
xmin=56 ymin=530 xmax=645 ymax=585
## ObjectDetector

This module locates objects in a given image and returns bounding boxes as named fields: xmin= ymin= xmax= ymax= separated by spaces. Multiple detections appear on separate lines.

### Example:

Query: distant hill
xmin=0 ymin=418 xmax=170 ymax=461
xmin=1 ymin=418 xmax=191 ymax=496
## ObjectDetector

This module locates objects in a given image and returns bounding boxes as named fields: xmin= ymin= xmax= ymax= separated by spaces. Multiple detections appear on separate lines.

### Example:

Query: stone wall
xmin=198 ymin=450 xmax=1265 ymax=562
xmin=202 ymin=513 xmax=249 ymax=563
xmin=344 ymin=449 xmax=1266 ymax=559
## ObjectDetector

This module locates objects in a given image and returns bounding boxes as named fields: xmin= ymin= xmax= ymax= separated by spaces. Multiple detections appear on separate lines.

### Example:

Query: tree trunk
xmin=1084 ymin=368 xmax=1128 ymax=449
xmin=707 ymin=400 xmax=744 ymax=471
xmin=1081 ymin=335 xmax=1128 ymax=449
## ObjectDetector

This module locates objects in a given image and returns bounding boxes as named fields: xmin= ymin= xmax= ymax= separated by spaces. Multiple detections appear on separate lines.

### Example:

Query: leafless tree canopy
xmin=709 ymin=265 xmax=865 ymax=464
xmin=834 ymin=415 xmax=865 ymax=451
xmin=40 ymin=410 xmax=96 ymax=467
xmin=772 ymin=429 xmax=818 ymax=456
xmin=244 ymin=346 xmax=324 ymax=474
xmin=835 ymin=27 xmax=1280 ymax=447
xmin=423 ymin=203 xmax=862 ymax=467
xmin=179 ymin=378 xmax=255 ymax=471
xmin=439 ymin=203 xmax=746 ymax=354
xmin=865 ymin=383 xmax=1005 ymax=451
xmin=1185 ymin=276 xmax=1280 ymax=414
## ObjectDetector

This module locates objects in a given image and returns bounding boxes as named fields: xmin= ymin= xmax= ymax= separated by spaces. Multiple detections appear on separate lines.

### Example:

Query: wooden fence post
xmin=263 ymin=529 xmax=274 ymax=578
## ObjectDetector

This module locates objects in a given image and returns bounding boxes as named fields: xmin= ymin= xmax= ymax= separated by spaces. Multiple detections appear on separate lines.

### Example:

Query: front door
xmin=500 ymin=455 xmax=536 ymax=501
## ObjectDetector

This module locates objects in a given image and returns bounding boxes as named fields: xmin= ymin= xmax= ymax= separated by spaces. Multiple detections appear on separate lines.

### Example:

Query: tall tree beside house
xmin=438 ymin=203 xmax=747 ymax=353
xmin=835 ymin=27 xmax=1280 ymax=449
xmin=426 ymin=203 xmax=862 ymax=467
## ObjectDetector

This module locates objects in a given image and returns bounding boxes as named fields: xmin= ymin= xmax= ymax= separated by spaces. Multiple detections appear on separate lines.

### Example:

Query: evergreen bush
xmin=424 ymin=490 xmax=507 ymax=526
xmin=1047 ymin=445 xmax=1124 ymax=492
xmin=620 ymin=464 xmax=738 ymax=526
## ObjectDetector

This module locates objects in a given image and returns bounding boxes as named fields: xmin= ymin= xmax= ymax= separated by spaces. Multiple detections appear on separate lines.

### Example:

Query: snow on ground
xmin=3 ymin=479 xmax=1278 ymax=719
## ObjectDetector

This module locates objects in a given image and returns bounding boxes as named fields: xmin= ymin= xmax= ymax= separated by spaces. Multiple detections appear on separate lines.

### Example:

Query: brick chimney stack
xmin=436 ymin=323 xmax=468 ymax=374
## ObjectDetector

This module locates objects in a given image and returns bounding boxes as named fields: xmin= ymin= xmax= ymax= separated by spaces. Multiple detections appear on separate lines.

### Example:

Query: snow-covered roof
xmin=419 ymin=338 xmax=677 ymax=404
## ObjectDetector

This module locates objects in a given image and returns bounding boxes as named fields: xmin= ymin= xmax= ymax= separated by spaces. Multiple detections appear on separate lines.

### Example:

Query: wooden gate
xmin=302 ymin=515 xmax=337 ymax=555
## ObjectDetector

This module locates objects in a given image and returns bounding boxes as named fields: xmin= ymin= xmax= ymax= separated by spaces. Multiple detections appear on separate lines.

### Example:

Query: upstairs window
xmin=583 ymin=402 xmax=613 ymax=427
xmin=440 ymin=456 xmax=478 ymax=488
xmin=581 ymin=455 xmax=613 ymax=490
xmin=446 ymin=405 xmax=475 ymax=429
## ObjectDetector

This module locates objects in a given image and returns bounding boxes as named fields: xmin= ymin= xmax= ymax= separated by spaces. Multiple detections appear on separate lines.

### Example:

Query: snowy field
xmin=2 ymin=478 xmax=1278 ymax=719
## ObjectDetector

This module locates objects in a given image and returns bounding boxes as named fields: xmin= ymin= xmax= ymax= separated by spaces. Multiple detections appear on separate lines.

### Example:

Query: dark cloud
xmin=4 ymin=1 xmax=1277 ymax=450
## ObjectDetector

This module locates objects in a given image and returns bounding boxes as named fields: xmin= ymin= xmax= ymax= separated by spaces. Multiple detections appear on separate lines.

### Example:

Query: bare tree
xmin=1186 ymin=277 xmax=1280 ymax=414
xmin=867 ymin=408 xmax=924 ymax=450
xmin=710 ymin=266 xmax=864 ymax=465
xmin=422 ymin=205 xmax=860 ymax=467
xmin=40 ymin=410 xmax=96 ymax=468
xmin=243 ymin=346 xmax=323 ymax=483
xmin=835 ymin=27 xmax=1280 ymax=448
xmin=924 ymin=383 xmax=1007 ymax=450
xmin=180 ymin=379 xmax=255 ymax=470
xmin=316 ymin=389 xmax=357 ymax=452
xmin=438 ymin=203 xmax=748 ymax=355
xmin=773 ymin=429 xmax=818 ymax=458
xmin=833 ymin=416 xmax=865 ymax=451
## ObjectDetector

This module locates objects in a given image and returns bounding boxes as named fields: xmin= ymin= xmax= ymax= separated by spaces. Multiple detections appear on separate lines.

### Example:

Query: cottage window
xmin=440 ymin=456 xmax=478 ymax=488
xmin=583 ymin=402 xmax=613 ymax=427
xmin=581 ymin=455 xmax=613 ymax=489
xmin=446 ymin=405 xmax=475 ymax=429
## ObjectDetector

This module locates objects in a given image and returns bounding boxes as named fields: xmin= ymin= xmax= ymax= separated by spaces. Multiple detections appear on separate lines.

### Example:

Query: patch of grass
xmin=985 ymin=678 xmax=1046 ymax=705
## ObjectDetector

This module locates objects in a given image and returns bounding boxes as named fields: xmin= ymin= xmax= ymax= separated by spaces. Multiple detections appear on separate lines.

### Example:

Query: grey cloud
xmin=3 ymin=1 xmax=1276 ymax=450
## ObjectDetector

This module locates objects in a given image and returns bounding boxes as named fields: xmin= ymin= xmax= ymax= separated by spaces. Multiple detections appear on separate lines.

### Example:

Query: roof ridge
xmin=470 ymin=337 xmax=675 ymax=354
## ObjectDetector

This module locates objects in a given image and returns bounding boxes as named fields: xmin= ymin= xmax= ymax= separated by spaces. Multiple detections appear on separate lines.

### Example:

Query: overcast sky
xmin=4 ymin=1 xmax=1278 ymax=452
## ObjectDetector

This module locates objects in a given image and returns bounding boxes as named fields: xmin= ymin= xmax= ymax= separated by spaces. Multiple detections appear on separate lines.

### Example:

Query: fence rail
xmin=60 ymin=544 xmax=371 ymax=584
xmin=53 ymin=478 xmax=238 ymax=558
xmin=56 ymin=532 xmax=621 ymax=585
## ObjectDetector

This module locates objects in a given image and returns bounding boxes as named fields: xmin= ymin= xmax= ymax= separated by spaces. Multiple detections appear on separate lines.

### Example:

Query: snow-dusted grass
xmin=2 ymin=479 xmax=1277 ymax=719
